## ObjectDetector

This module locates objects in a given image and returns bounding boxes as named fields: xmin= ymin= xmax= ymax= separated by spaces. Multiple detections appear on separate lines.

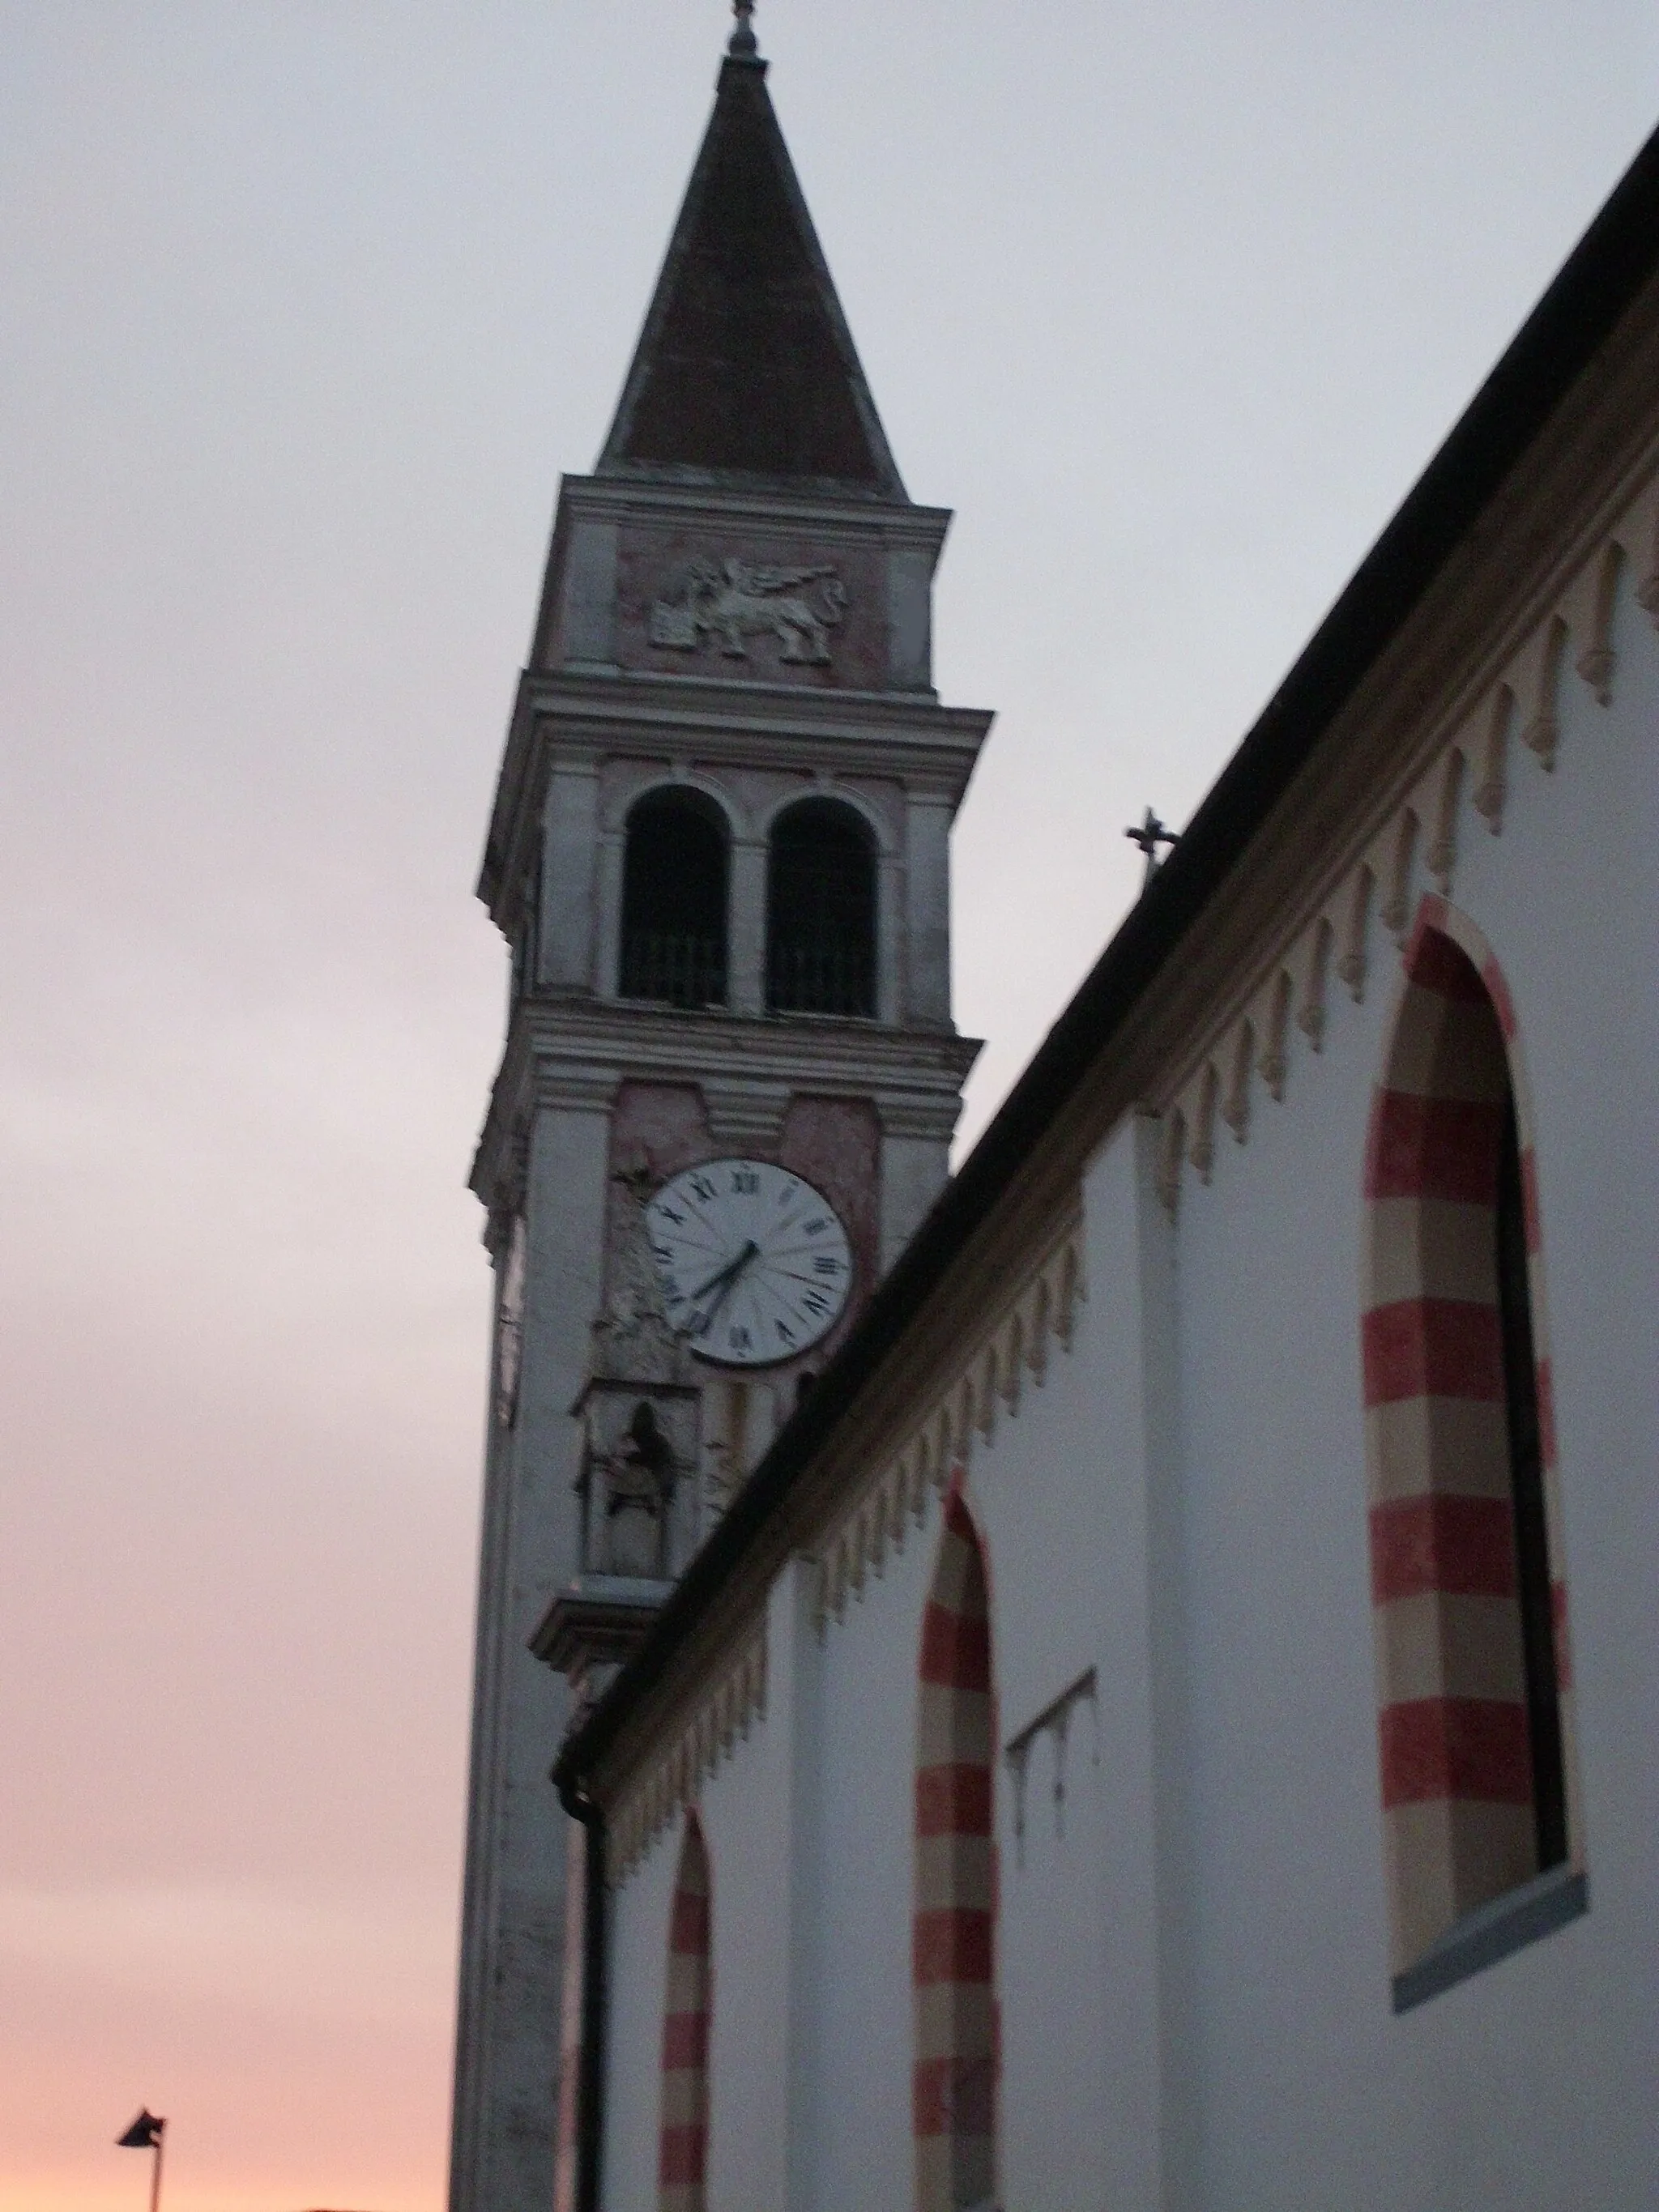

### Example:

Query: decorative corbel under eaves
xmin=1150 ymin=444 xmax=1659 ymax=1220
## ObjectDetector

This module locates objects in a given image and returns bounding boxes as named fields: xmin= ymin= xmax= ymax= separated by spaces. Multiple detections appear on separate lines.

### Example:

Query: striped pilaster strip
xmin=914 ymin=1494 xmax=996 ymax=2212
xmin=659 ymin=1817 xmax=711 ymax=2212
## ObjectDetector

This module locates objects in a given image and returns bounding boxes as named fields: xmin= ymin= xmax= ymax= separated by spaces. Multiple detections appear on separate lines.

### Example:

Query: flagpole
xmin=149 ymin=2128 xmax=164 ymax=2212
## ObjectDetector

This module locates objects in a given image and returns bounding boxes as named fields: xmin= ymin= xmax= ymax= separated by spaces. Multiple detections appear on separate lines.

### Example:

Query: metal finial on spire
xmin=729 ymin=0 xmax=759 ymax=58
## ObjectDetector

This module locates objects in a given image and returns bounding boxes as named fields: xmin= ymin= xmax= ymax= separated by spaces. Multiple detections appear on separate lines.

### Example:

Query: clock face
xmin=644 ymin=1157 xmax=854 ymax=1368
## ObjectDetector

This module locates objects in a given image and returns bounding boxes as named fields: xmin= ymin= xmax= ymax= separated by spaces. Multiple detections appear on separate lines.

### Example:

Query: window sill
xmin=1391 ymin=1862 xmax=1588 ymax=2014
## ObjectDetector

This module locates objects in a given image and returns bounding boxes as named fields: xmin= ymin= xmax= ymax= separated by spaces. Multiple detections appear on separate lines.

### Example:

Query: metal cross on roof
xmin=729 ymin=0 xmax=759 ymax=58
xmin=1125 ymin=806 xmax=1180 ymax=888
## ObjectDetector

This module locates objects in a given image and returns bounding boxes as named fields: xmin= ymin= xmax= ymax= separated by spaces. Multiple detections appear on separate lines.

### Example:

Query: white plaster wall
xmin=970 ymin=1311 xmax=1117 ymax=2212
xmin=700 ymin=1734 xmax=789 ymax=2206
xmin=601 ymin=1817 xmax=677 ymax=2212
xmin=695 ymin=1568 xmax=817 ymax=2211
xmin=793 ymin=1277 xmax=1132 ymax=2212
xmin=807 ymin=1514 xmax=932 ymax=2210
xmin=1161 ymin=569 xmax=1659 ymax=2207
xmin=595 ymin=582 xmax=1659 ymax=2212
xmin=601 ymin=1572 xmax=814 ymax=2212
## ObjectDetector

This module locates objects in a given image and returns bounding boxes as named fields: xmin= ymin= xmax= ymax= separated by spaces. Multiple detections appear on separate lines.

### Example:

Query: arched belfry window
xmin=1363 ymin=914 xmax=1577 ymax=2004
xmin=913 ymin=1494 xmax=996 ymax=2211
xmin=766 ymin=799 xmax=876 ymax=1017
xmin=621 ymin=790 xmax=729 ymax=1008
xmin=658 ymin=1813 xmax=712 ymax=2212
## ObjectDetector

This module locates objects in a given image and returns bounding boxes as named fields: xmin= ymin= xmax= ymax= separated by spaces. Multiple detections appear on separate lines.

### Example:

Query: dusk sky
xmin=5 ymin=6 xmax=1657 ymax=2210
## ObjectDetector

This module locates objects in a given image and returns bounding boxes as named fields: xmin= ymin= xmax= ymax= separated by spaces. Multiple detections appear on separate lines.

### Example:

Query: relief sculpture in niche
xmin=574 ymin=1166 xmax=703 ymax=1582
xmin=600 ymin=1401 xmax=678 ymax=1579
xmin=648 ymin=556 xmax=847 ymax=664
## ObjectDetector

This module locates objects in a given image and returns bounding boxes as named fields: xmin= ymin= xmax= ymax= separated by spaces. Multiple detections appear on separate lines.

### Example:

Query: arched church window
xmin=1363 ymin=918 xmax=1578 ymax=2006
xmin=913 ymin=1494 xmax=996 ymax=2211
xmin=658 ymin=1813 xmax=712 ymax=2212
xmin=621 ymin=790 xmax=729 ymax=1008
xmin=766 ymin=798 xmax=876 ymax=1017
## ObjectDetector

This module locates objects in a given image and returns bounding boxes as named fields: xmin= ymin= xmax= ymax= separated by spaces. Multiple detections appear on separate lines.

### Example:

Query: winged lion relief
xmin=648 ymin=556 xmax=848 ymax=665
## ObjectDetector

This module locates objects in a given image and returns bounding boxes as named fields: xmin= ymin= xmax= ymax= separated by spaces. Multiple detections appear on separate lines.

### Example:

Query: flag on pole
xmin=117 ymin=2112 xmax=165 ymax=2150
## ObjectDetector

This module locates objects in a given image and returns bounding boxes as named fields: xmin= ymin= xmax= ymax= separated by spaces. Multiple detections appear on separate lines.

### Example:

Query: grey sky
xmin=3 ymin=6 xmax=1656 ymax=2206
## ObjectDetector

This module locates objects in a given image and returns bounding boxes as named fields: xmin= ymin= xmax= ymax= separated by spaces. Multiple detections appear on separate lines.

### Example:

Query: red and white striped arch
xmin=658 ymin=1812 xmax=712 ymax=2212
xmin=913 ymin=1484 xmax=997 ymax=2212
xmin=1362 ymin=893 xmax=1579 ymax=1971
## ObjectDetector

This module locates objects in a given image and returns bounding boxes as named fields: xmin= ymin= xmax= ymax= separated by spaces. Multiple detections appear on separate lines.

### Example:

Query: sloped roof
xmin=557 ymin=115 xmax=1659 ymax=1805
xmin=596 ymin=51 xmax=906 ymax=497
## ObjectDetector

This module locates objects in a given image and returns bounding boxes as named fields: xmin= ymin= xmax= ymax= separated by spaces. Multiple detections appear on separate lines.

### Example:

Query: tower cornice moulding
xmin=480 ymin=679 xmax=992 ymax=923
xmin=469 ymin=1005 xmax=981 ymax=1205
xmin=552 ymin=469 xmax=954 ymax=545
xmin=522 ymin=678 xmax=992 ymax=744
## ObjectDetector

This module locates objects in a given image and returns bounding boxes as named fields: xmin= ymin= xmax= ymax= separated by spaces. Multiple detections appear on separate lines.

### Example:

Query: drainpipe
xmin=558 ymin=1775 xmax=608 ymax=2212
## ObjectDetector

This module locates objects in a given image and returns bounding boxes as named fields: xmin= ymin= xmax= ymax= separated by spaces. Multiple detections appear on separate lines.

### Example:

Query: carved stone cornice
xmin=470 ymin=998 xmax=981 ymax=1205
xmin=547 ymin=470 xmax=955 ymax=541
xmin=603 ymin=1617 xmax=769 ymax=1883
xmin=874 ymin=1093 xmax=974 ymax=1144
xmin=811 ymin=1211 xmax=1087 ymax=1632
xmin=531 ymin=1575 xmax=672 ymax=1677
xmin=479 ymin=669 xmax=992 ymax=927
xmin=1137 ymin=294 xmax=1659 ymax=1210
xmin=698 ymin=1076 xmax=792 ymax=1151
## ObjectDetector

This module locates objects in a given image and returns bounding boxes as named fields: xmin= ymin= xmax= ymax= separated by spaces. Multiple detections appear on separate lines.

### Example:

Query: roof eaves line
xmin=552 ymin=113 xmax=1659 ymax=1801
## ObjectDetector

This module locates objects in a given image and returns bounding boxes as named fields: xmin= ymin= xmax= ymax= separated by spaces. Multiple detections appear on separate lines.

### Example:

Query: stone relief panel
xmin=575 ymin=1384 xmax=702 ymax=1581
xmin=649 ymin=557 xmax=847 ymax=665
xmin=616 ymin=527 xmax=886 ymax=688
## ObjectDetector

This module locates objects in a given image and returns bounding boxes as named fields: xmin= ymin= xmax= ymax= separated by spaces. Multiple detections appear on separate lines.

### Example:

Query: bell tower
xmin=448 ymin=18 xmax=992 ymax=2211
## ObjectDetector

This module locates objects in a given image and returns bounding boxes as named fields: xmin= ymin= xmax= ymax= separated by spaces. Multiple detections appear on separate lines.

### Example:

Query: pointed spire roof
xmin=596 ymin=33 xmax=906 ymax=499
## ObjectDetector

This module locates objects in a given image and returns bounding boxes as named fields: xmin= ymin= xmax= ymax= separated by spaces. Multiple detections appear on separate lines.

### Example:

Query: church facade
xmin=454 ymin=16 xmax=1659 ymax=2212
xmin=543 ymin=54 xmax=1659 ymax=2212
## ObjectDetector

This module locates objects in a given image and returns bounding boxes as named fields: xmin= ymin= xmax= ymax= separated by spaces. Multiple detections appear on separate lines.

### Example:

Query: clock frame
xmin=644 ymin=1157 xmax=854 ymax=1368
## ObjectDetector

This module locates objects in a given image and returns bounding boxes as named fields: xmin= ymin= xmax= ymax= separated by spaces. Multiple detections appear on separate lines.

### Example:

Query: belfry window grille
xmin=621 ymin=790 xmax=730 ymax=1008
xmin=766 ymin=799 xmax=876 ymax=1017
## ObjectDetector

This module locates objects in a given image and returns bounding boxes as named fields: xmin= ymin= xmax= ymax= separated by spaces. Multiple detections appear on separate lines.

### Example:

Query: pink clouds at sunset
xmin=5 ymin=5 xmax=1657 ymax=2210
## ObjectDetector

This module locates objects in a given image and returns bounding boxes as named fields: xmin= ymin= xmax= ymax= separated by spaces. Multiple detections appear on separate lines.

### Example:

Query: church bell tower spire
xmin=448 ymin=23 xmax=993 ymax=2212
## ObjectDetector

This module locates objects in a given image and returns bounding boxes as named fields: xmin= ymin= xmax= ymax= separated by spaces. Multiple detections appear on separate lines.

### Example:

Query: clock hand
xmin=686 ymin=1240 xmax=759 ymax=1332
xmin=687 ymin=1239 xmax=758 ymax=1304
